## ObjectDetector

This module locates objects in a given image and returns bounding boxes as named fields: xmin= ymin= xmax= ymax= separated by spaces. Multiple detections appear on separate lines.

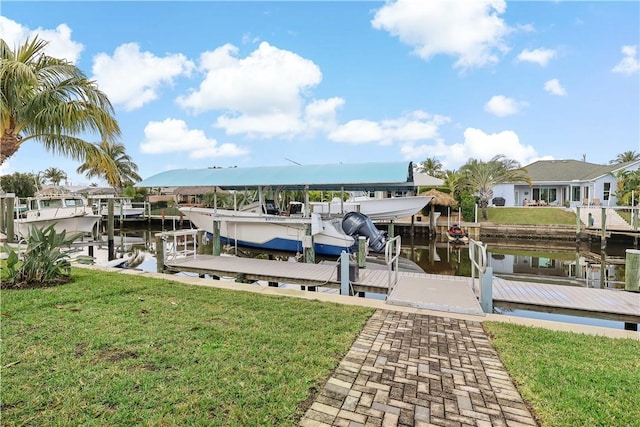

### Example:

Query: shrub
xmin=2 ymin=225 xmax=80 ymax=289
xmin=460 ymin=193 xmax=476 ymax=222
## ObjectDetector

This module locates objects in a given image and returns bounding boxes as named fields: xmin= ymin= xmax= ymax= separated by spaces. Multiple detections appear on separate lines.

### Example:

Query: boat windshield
xmin=64 ymin=198 xmax=85 ymax=207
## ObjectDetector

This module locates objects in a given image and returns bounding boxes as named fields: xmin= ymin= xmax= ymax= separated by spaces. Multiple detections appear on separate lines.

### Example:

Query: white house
xmin=491 ymin=159 xmax=640 ymax=207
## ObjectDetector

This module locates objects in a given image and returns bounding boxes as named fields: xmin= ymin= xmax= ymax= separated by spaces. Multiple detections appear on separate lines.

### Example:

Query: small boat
xmin=99 ymin=198 xmax=145 ymax=218
xmin=180 ymin=203 xmax=388 ymax=256
xmin=15 ymin=194 xmax=101 ymax=239
xmin=446 ymin=224 xmax=469 ymax=243
xmin=309 ymin=194 xmax=434 ymax=221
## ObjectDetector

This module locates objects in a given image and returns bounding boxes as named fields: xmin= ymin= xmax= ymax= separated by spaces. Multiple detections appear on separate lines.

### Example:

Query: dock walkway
xmin=164 ymin=255 xmax=640 ymax=322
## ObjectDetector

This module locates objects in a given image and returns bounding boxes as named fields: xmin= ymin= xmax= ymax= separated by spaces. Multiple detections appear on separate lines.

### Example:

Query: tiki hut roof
xmin=420 ymin=189 xmax=457 ymax=206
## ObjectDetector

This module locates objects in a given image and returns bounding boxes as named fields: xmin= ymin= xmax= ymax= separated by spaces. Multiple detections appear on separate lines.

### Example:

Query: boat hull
xmin=17 ymin=215 xmax=101 ymax=238
xmin=180 ymin=207 xmax=355 ymax=256
xmin=310 ymin=196 xmax=433 ymax=220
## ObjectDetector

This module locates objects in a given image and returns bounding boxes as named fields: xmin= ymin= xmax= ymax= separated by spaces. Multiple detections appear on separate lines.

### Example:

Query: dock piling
xmin=624 ymin=249 xmax=640 ymax=292
xmin=340 ymin=251 xmax=349 ymax=296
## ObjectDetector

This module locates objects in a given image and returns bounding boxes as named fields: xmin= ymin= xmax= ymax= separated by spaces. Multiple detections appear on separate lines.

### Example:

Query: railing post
xmin=480 ymin=266 xmax=493 ymax=313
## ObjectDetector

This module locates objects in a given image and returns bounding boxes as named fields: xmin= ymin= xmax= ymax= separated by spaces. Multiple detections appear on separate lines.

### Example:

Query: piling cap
xmin=625 ymin=249 xmax=640 ymax=255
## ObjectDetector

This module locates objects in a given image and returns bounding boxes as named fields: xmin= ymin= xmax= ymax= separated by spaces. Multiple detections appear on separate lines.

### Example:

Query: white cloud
xmin=92 ymin=43 xmax=194 ymax=111
xmin=0 ymin=17 xmax=84 ymax=64
xmin=140 ymin=118 xmax=248 ymax=159
xmin=177 ymin=42 xmax=338 ymax=138
xmin=612 ymin=45 xmax=640 ymax=75
xmin=371 ymin=0 xmax=510 ymax=69
xmin=484 ymin=95 xmax=528 ymax=117
xmin=329 ymin=111 xmax=450 ymax=146
xmin=401 ymin=127 xmax=542 ymax=169
xmin=544 ymin=78 xmax=567 ymax=96
xmin=516 ymin=48 xmax=557 ymax=66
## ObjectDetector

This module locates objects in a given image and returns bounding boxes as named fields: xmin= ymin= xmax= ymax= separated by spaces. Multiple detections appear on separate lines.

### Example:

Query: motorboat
xmin=179 ymin=203 xmax=388 ymax=256
xmin=309 ymin=194 xmax=433 ymax=221
xmin=15 ymin=194 xmax=101 ymax=239
xmin=446 ymin=224 xmax=469 ymax=243
xmin=98 ymin=197 xmax=145 ymax=218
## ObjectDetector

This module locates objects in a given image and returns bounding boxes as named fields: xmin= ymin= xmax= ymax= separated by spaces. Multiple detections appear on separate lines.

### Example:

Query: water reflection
xmin=401 ymin=235 xmax=631 ymax=290
xmin=76 ymin=227 xmax=634 ymax=291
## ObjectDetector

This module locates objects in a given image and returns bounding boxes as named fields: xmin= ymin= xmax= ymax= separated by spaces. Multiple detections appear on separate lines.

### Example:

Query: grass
xmin=0 ymin=269 xmax=373 ymax=426
xmin=484 ymin=322 xmax=640 ymax=427
xmin=483 ymin=207 xmax=577 ymax=225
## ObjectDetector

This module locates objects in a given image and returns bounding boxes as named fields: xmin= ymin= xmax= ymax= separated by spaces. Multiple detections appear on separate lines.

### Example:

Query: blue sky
xmin=1 ymin=1 xmax=639 ymax=186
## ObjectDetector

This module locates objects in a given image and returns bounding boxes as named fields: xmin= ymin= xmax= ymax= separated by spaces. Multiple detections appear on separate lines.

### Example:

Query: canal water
xmin=74 ymin=225 xmax=636 ymax=330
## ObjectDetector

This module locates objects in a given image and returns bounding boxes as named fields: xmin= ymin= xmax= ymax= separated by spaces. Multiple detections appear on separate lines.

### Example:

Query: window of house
xmin=571 ymin=186 xmax=581 ymax=202
xmin=604 ymin=183 xmax=611 ymax=201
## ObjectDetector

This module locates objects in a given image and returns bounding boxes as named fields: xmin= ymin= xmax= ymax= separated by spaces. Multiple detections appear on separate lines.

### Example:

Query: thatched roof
xmin=420 ymin=189 xmax=457 ymax=206
xmin=171 ymin=186 xmax=229 ymax=196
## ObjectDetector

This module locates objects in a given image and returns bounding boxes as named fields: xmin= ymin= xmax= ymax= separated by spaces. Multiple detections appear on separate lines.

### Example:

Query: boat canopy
xmin=136 ymin=161 xmax=417 ymax=191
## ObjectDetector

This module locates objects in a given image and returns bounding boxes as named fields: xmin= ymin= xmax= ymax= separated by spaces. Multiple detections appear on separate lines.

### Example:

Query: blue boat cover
xmin=136 ymin=161 xmax=416 ymax=191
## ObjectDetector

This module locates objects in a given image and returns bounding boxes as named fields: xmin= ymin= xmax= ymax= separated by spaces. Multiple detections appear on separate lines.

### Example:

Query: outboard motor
xmin=341 ymin=211 xmax=387 ymax=253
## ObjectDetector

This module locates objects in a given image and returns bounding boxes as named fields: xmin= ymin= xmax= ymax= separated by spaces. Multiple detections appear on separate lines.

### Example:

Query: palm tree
xmin=610 ymin=151 xmax=640 ymax=164
xmin=77 ymin=141 xmax=142 ymax=191
xmin=40 ymin=167 xmax=68 ymax=187
xmin=417 ymin=157 xmax=445 ymax=179
xmin=0 ymin=36 xmax=120 ymax=165
xmin=454 ymin=155 xmax=531 ymax=220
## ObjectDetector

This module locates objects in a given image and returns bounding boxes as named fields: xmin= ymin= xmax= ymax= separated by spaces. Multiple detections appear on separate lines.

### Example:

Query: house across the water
xmin=491 ymin=159 xmax=640 ymax=207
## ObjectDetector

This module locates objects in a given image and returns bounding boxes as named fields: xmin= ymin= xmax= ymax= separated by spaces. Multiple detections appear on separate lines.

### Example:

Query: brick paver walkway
xmin=299 ymin=310 xmax=538 ymax=427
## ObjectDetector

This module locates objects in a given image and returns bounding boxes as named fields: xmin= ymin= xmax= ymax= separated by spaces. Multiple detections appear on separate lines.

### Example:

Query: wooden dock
xmin=164 ymin=255 xmax=640 ymax=322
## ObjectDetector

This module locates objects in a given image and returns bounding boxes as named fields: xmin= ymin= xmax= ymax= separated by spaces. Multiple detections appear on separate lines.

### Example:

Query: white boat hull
xmin=180 ymin=207 xmax=355 ymax=256
xmin=16 ymin=195 xmax=101 ymax=239
xmin=100 ymin=206 xmax=145 ymax=218
xmin=310 ymin=196 xmax=433 ymax=221
xmin=17 ymin=214 xmax=101 ymax=238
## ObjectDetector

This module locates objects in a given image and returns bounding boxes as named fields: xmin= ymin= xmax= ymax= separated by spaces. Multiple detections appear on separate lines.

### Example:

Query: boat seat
xmin=263 ymin=200 xmax=280 ymax=215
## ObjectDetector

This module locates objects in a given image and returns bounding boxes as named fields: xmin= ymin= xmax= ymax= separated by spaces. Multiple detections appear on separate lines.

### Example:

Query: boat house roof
xmin=136 ymin=162 xmax=417 ymax=191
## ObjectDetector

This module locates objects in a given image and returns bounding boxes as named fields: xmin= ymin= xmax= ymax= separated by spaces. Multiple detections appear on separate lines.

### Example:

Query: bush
xmin=2 ymin=225 xmax=79 ymax=289
xmin=460 ymin=193 xmax=476 ymax=222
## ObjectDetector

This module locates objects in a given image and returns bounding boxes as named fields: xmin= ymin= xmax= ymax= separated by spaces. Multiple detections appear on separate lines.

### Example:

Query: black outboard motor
xmin=341 ymin=211 xmax=387 ymax=253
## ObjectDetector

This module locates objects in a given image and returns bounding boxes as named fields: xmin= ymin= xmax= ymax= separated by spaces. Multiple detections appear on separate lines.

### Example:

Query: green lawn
xmin=484 ymin=322 xmax=640 ymax=427
xmin=484 ymin=207 xmax=577 ymax=225
xmin=3 ymin=269 xmax=638 ymax=427
xmin=0 ymin=269 xmax=373 ymax=426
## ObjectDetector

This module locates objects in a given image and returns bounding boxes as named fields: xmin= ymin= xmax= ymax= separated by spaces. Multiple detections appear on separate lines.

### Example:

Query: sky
xmin=1 ymin=0 xmax=639 ymax=186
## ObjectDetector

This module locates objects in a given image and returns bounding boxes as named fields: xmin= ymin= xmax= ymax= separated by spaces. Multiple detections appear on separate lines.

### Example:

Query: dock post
xmin=107 ymin=199 xmax=115 ymax=261
xmin=197 ymin=230 xmax=205 ymax=255
xmin=212 ymin=220 xmax=221 ymax=256
xmin=388 ymin=221 xmax=395 ymax=239
xmin=0 ymin=196 xmax=5 ymax=236
xmin=268 ymin=255 xmax=278 ymax=287
xmin=340 ymin=251 xmax=350 ymax=296
xmin=575 ymin=206 xmax=581 ymax=244
xmin=624 ymin=249 xmax=640 ymax=292
xmin=357 ymin=236 xmax=366 ymax=268
xmin=304 ymin=224 xmax=315 ymax=264
xmin=155 ymin=233 xmax=165 ymax=273
xmin=480 ymin=266 xmax=493 ymax=313
xmin=5 ymin=195 xmax=15 ymax=243
xmin=600 ymin=207 xmax=607 ymax=251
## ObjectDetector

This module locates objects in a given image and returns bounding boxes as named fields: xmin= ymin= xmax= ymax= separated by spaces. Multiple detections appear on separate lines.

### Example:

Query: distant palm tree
xmin=0 ymin=36 xmax=120 ymax=165
xmin=40 ymin=167 xmax=68 ymax=187
xmin=454 ymin=155 xmax=531 ymax=220
xmin=417 ymin=157 xmax=445 ymax=179
xmin=76 ymin=141 xmax=141 ymax=191
xmin=610 ymin=151 xmax=640 ymax=164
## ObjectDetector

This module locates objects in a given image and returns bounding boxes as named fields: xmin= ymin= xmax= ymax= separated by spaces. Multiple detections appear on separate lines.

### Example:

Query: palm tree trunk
xmin=1 ymin=131 xmax=20 ymax=165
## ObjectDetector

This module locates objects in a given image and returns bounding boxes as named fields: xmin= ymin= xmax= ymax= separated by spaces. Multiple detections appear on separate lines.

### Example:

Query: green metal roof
xmin=136 ymin=161 xmax=416 ymax=191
